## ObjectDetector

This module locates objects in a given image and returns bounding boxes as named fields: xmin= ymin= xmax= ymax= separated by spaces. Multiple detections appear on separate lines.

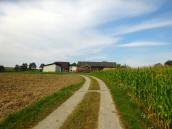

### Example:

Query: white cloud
xmin=113 ymin=17 xmax=172 ymax=36
xmin=118 ymin=41 xmax=169 ymax=48
xmin=0 ymin=0 xmax=166 ymax=66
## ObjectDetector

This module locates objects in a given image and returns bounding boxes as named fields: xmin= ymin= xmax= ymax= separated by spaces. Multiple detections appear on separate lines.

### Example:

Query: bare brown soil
xmin=0 ymin=73 xmax=82 ymax=120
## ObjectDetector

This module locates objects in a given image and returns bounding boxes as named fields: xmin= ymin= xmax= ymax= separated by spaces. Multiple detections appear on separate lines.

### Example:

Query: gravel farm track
xmin=33 ymin=75 xmax=123 ymax=129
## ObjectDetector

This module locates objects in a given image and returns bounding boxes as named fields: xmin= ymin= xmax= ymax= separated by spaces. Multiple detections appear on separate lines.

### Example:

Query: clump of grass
xmin=89 ymin=77 xmax=100 ymax=90
xmin=60 ymin=92 xmax=100 ymax=129
xmin=0 ymin=81 xmax=84 ymax=129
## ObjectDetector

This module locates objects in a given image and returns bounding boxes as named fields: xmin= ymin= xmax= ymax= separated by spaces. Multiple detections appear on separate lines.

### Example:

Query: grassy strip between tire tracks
xmin=60 ymin=92 xmax=100 ymax=129
xmin=0 ymin=80 xmax=84 ymax=129
xmin=89 ymin=77 xmax=100 ymax=90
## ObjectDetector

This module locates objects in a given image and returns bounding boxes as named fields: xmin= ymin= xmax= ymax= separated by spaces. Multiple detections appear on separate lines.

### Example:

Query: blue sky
xmin=0 ymin=0 xmax=172 ymax=67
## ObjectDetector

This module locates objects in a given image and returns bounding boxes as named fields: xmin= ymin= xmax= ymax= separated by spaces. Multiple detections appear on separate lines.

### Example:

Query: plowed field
xmin=0 ymin=73 xmax=82 ymax=120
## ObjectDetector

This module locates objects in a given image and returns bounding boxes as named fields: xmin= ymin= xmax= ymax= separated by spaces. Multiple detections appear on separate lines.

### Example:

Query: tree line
xmin=0 ymin=63 xmax=45 ymax=72
xmin=14 ymin=62 xmax=37 ymax=71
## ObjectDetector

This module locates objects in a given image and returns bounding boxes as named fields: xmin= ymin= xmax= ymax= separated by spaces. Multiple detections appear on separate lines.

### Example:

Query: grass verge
xmin=108 ymin=84 xmax=150 ymax=129
xmin=0 ymin=81 xmax=84 ymax=129
xmin=91 ymin=74 xmax=152 ymax=129
xmin=89 ymin=77 xmax=100 ymax=90
xmin=60 ymin=92 xmax=100 ymax=129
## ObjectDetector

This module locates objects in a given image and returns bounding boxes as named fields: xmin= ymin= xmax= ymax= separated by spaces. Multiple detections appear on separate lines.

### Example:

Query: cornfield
xmin=92 ymin=66 xmax=172 ymax=129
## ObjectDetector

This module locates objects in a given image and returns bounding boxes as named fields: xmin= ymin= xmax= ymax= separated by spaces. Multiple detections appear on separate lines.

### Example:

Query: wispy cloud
xmin=113 ymin=17 xmax=172 ymax=36
xmin=118 ymin=41 xmax=169 ymax=48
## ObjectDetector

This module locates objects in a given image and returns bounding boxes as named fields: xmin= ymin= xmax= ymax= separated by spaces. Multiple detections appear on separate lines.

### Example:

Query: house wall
xmin=55 ymin=65 xmax=61 ymax=72
xmin=43 ymin=64 xmax=61 ymax=72
xmin=69 ymin=66 xmax=77 ymax=72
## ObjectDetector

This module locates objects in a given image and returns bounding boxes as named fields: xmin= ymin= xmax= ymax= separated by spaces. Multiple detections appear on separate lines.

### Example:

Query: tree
xmin=0 ymin=65 xmax=5 ymax=72
xmin=71 ymin=62 xmax=77 ymax=66
xmin=14 ymin=65 xmax=20 ymax=71
xmin=21 ymin=63 xmax=28 ymax=71
xmin=165 ymin=60 xmax=172 ymax=66
xmin=29 ymin=62 xmax=37 ymax=70
xmin=39 ymin=64 xmax=44 ymax=69
xmin=39 ymin=64 xmax=44 ymax=71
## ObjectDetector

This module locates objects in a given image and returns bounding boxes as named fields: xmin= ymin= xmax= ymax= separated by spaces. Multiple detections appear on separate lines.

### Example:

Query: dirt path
xmin=33 ymin=75 xmax=123 ymax=129
xmin=32 ymin=75 xmax=90 ymax=129
xmin=92 ymin=76 xmax=123 ymax=129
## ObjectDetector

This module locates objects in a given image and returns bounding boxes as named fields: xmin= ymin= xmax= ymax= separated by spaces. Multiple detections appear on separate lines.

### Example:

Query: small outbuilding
xmin=69 ymin=63 xmax=77 ymax=72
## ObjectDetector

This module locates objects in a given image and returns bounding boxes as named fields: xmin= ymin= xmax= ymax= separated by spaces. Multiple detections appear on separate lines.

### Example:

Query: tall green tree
xmin=29 ymin=62 xmax=37 ymax=70
xmin=39 ymin=64 xmax=44 ymax=69
xmin=14 ymin=65 xmax=20 ymax=71
xmin=21 ymin=63 xmax=28 ymax=71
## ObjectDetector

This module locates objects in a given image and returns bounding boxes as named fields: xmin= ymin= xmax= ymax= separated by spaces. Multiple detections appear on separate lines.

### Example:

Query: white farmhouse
xmin=69 ymin=63 xmax=77 ymax=72
xmin=43 ymin=63 xmax=61 ymax=72
xmin=69 ymin=66 xmax=77 ymax=72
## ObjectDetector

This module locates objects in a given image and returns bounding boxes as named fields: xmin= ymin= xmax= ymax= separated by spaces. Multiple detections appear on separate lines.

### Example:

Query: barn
xmin=77 ymin=61 xmax=116 ymax=72
xmin=43 ymin=62 xmax=69 ymax=72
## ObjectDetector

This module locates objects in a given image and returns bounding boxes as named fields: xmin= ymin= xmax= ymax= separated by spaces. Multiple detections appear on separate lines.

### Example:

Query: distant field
xmin=0 ymin=73 xmax=82 ymax=120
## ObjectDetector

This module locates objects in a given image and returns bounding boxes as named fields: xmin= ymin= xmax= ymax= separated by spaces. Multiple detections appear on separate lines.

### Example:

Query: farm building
xmin=43 ymin=62 xmax=70 ymax=72
xmin=69 ymin=63 xmax=77 ymax=72
xmin=77 ymin=61 xmax=116 ymax=72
